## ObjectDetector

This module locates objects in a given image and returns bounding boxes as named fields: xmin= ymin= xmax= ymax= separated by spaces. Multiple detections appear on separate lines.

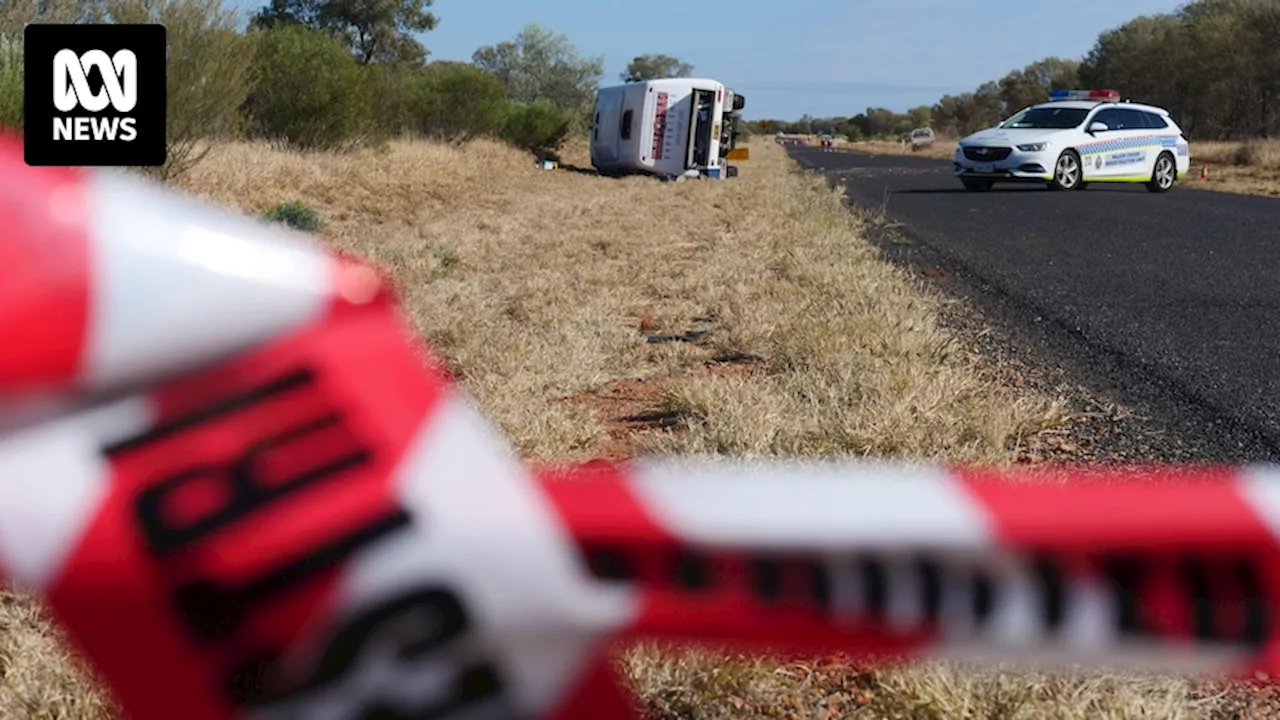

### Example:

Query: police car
xmin=954 ymin=89 xmax=1191 ymax=193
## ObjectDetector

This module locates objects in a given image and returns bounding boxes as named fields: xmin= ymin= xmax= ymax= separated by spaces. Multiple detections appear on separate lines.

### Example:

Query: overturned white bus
xmin=589 ymin=78 xmax=747 ymax=180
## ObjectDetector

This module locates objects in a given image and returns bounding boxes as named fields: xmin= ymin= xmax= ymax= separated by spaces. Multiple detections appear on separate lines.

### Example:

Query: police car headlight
xmin=1017 ymin=143 xmax=1048 ymax=152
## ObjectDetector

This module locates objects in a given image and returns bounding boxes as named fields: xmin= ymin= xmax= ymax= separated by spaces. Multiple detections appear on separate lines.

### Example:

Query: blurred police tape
xmin=3 ymin=132 xmax=1280 ymax=720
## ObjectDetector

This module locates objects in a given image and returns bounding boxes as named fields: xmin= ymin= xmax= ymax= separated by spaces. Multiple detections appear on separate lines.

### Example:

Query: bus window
xmin=620 ymin=109 xmax=633 ymax=140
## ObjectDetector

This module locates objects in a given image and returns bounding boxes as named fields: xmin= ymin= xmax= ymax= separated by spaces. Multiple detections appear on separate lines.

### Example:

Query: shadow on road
xmin=893 ymin=185 xmax=1149 ymax=195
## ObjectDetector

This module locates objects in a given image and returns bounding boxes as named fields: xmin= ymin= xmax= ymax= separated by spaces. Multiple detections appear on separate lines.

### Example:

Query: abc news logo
xmin=53 ymin=49 xmax=139 ymax=142
xmin=24 ymin=24 xmax=166 ymax=167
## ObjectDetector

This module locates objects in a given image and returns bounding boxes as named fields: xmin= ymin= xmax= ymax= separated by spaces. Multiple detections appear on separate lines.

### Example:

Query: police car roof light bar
xmin=1049 ymin=89 xmax=1122 ymax=102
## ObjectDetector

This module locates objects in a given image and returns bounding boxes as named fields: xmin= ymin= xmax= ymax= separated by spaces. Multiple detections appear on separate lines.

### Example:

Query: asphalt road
xmin=787 ymin=145 xmax=1280 ymax=460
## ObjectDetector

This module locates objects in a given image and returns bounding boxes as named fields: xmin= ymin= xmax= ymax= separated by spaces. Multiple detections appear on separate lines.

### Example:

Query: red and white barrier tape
xmin=4 ymin=131 xmax=1280 ymax=720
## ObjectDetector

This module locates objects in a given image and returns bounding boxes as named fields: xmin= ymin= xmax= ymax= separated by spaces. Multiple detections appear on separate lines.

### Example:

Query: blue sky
xmin=227 ymin=0 xmax=1188 ymax=120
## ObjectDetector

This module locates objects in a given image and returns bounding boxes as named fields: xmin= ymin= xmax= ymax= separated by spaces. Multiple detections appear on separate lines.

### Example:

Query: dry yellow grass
xmin=1184 ymin=138 xmax=1280 ymax=196
xmin=0 ymin=134 xmax=1259 ymax=718
xmin=181 ymin=135 xmax=1064 ymax=464
xmin=625 ymin=645 xmax=1228 ymax=720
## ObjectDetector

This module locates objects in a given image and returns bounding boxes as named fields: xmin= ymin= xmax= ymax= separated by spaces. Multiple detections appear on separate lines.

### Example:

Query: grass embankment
xmin=1188 ymin=139 xmax=1280 ymax=196
xmin=0 ymin=136 xmax=1253 ymax=718
xmin=807 ymin=135 xmax=1280 ymax=197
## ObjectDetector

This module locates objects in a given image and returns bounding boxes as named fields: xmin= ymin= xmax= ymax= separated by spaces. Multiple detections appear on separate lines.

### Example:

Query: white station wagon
xmin=954 ymin=89 xmax=1191 ymax=193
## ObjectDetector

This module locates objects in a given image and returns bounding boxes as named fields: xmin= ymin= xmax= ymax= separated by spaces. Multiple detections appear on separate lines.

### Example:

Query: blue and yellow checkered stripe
xmin=1079 ymin=133 xmax=1180 ymax=155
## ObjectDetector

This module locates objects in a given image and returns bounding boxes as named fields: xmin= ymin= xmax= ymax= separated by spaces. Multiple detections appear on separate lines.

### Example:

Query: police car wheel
xmin=1147 ymin=152 xmax=1177 ymax=193
xmin=961 ymin=177 xmax=994 ymax=191
xmin=1049 ymin=150 xmax=1083 ymax=191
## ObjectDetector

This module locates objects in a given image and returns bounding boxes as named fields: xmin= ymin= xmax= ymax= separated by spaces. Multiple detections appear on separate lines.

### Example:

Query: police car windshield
xmin=1001 ymin=107 xmax=1090 ymax=129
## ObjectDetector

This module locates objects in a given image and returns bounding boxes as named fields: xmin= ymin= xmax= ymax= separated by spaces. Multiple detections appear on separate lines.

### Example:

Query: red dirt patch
xmin=565 ymin=376 xmax=671 ymax=461
xmin=637 ymin=311 xmax=660 ymax=335
xmin=563 ymin=356 xmax=765 ymax=462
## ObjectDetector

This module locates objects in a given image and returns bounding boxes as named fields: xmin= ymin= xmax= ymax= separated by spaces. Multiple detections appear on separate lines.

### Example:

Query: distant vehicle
xmin=820 ymin=133 xmax=834 ymax=151
xmin=909 ymin=127 xmax=936 ymax=149
xmin=589 ymin=78 xmax=746 ymax=180
xmin=952 ymin=89 xmax=1191 ymax=193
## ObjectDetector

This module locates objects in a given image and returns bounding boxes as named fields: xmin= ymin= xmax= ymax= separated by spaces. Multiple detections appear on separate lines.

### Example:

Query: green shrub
xmin=499 ymin=99 xmax=571 ymax=159
xmin=362 ymin=62 xmax=415 ymax=139
xmin=0 ymin=33 xmax=22 ymax=133
xmin=406 ymin=61 xmax=508 ymax=141
xmin=103 ymin=0 xmax=254 ymax=181
xmin=243 ymin=24 xmax=370 ymax=151
xmin=261 ymin=200 xmax=322 ymax=232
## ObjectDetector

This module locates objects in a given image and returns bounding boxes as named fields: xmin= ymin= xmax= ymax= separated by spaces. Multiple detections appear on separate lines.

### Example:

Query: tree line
xmin=0 ymin=0 xmax=702 ymax=180
xmin=755 ymin=0 xmax=1280 ymax=142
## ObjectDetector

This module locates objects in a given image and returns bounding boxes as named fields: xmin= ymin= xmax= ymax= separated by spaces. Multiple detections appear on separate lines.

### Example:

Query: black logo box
xmin=24 ymin=24 xmax=167 ymax=167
